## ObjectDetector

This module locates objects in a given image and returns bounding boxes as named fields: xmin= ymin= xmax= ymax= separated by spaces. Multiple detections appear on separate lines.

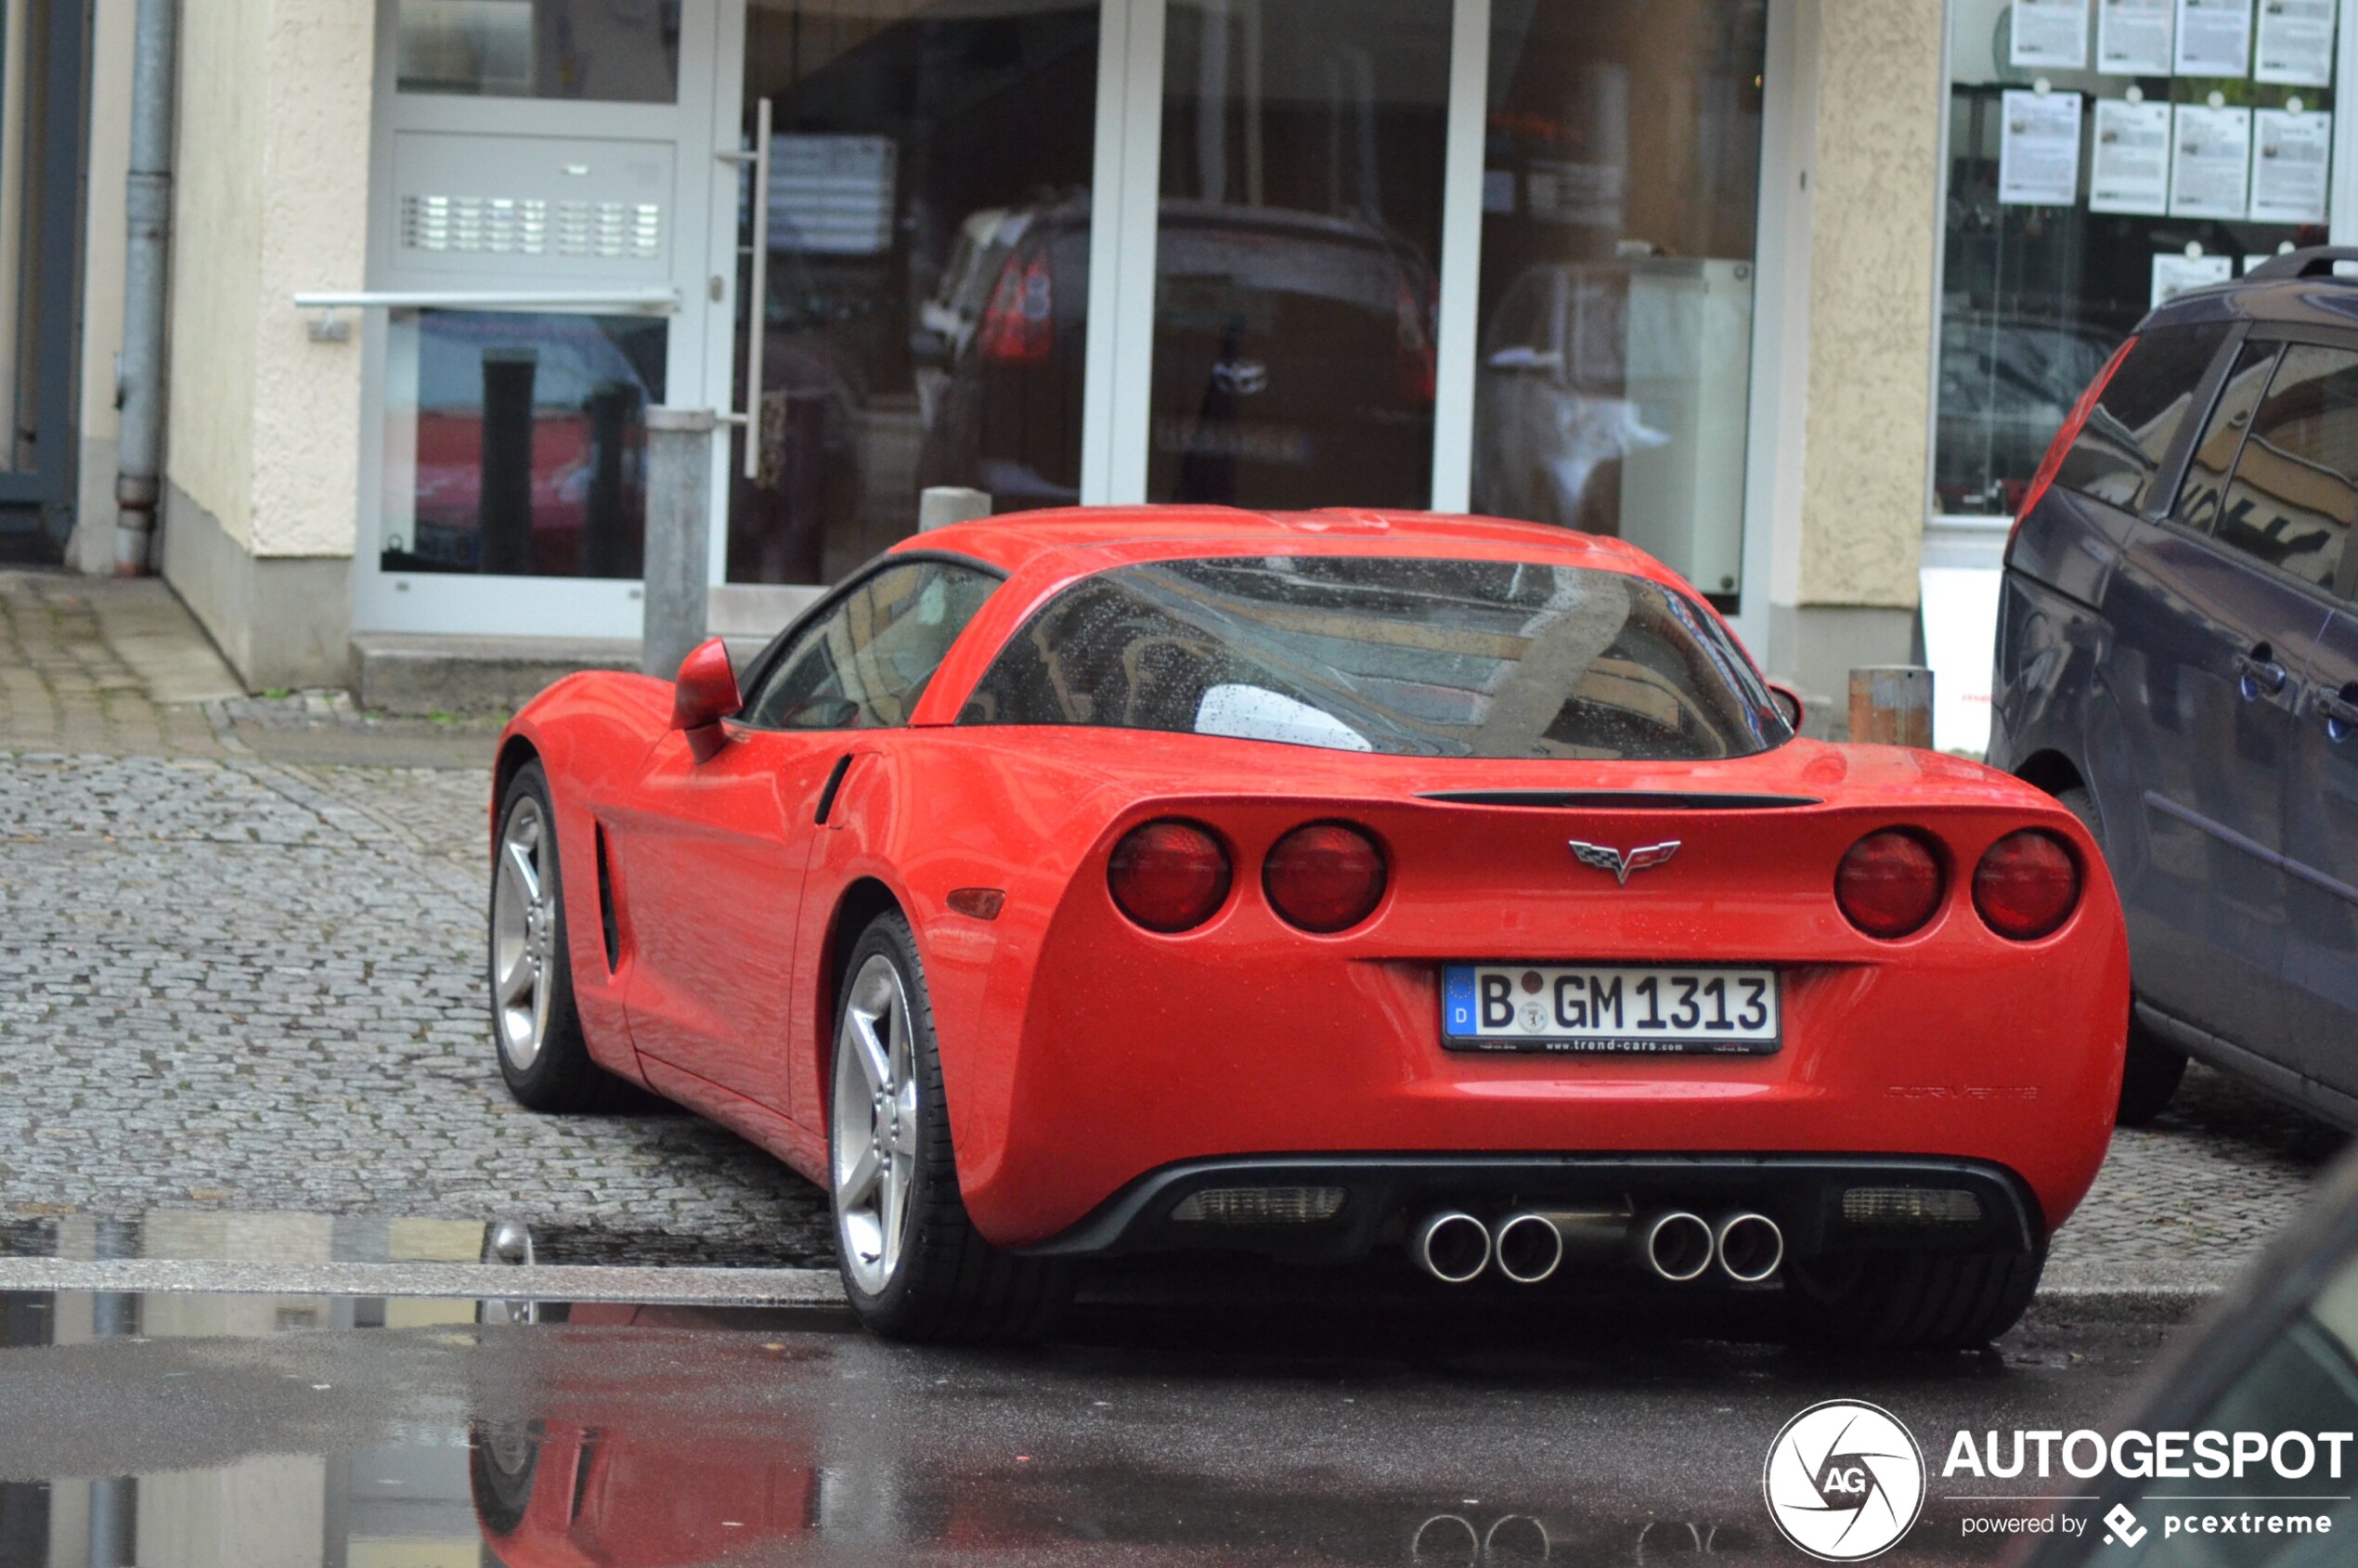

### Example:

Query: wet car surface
xmin=1 ymin=1286 xmax=2182 ymax=1566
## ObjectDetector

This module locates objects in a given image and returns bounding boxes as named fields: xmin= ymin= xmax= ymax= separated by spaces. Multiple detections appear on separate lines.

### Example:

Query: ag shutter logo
xmin=1763 ymin=1400 xmax=1928 ymax=1562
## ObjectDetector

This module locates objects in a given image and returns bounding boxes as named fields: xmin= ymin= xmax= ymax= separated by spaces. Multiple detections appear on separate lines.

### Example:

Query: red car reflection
xmin=473 ymin=1308 xmax=814 ymax=1567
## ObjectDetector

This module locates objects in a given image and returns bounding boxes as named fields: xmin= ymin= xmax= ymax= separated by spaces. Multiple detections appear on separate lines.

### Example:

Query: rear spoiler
xmin=2244 ymin=246 xmax=2358 ymax=281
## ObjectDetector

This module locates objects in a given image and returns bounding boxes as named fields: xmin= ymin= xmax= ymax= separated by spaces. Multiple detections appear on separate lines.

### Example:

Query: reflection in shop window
xmin=379 ymin=311 xmax=667 ymax=580
xmin=727 ymin=2 xmax=1101 ymax=587
xmin=395 ymin=0 xmax=680 ymax=103
xmin=1468 ymin=0 xmax=1767 ymax=613
xmin=1145 ymin=0 xmax=1451 ymax=512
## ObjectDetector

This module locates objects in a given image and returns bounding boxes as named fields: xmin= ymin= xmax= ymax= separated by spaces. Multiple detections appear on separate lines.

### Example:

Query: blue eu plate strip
xmin=1443 ymin=965 xmax=1477 ymax=1037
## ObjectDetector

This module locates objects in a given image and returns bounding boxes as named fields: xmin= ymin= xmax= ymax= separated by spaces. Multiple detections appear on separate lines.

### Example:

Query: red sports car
xmin=488 ymin=507 xmax=2128 ymax=1347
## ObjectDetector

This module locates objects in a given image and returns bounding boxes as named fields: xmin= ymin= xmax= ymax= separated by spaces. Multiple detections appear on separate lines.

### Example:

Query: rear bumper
xmin=1016 ymin=1152 xmax=2042 ymax=1264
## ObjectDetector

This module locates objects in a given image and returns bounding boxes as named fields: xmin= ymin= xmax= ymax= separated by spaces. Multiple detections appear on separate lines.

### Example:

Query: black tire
xmin=828 ymin=912 xmax=1069 ymax=1343
xmin=488 ymin=762 xmax=609 ymax=1112
xmin=2054 ymin=785 xmax=2185 ymax=1125
xmin=1785 ymin=1247 xmax=2045 ymax=1351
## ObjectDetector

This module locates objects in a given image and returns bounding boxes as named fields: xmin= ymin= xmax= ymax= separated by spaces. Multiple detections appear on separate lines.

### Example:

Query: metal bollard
xmin=918 ymin=486 xmax=991 ymax=532
xmin=1848 ymin=666 xmax=1935 ymax=748
xmin=642 ymin=407 xmax=719 ymax=680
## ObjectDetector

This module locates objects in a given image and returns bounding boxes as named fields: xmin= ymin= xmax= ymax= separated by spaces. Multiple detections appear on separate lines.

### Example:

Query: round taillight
xmin=1973 ymin=829 xmax=2080 ymax=940
xmin=1108 ymin=820 xmax=1231 ymax=933
xmin=1835 ymin=830 xmax=1945 ymax=940
xmin=1263 ymin=823 xmax=1388 ymax=933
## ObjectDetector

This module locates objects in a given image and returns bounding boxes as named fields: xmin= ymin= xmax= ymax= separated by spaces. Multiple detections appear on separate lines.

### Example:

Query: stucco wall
xmin=1794 ymin=0 xmax=1945 ymax=608
xmin=166 ymin=0 xmax=371 ymax=562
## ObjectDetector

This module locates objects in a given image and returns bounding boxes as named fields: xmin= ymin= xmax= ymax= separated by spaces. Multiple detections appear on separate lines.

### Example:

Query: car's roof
xmin=894 ymin=505 xmax=1672 ymax=584
xmin=2143 ymin=248 xmax=2358 ymax=336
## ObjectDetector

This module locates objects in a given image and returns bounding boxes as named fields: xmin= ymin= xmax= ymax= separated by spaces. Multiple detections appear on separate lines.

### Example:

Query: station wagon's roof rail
xmin=2243 ymin=246 xmax=2358 ymax=281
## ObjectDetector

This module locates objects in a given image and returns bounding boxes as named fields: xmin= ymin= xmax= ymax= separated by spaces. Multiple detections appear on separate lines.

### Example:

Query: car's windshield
xmin=956 ymin=555 xmax=1787 ymax=760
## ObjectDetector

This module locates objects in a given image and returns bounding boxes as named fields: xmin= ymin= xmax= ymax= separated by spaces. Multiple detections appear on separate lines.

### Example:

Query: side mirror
xmin=669 ymin=638 xmax=742 ymax=732
xmin=1768 ymin=682 xmax=1805 ymax=732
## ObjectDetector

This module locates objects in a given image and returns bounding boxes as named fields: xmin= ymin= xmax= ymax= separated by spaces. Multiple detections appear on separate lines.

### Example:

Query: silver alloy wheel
xmin=833 ymin=952 xmax=920 ymax=1294
xmin=490 ymin=796 xmax=557 ymax=1071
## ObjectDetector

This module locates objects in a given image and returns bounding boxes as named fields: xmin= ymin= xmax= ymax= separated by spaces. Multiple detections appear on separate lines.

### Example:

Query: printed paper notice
xmin=2175 ymin=0 xmax=2254 ymax=75
xmin=2014 ymin=0 xmax=2092 ymax=67
xmin=2170 ymin=103 xmax=2252 ymax=217
xmin=2153 ymin=253 xmax=2234 ymax=305
xmin=2099 ymin=0 xmax=2176 ymax=71
xmin=2255 ymin=0 xmax=2336 ymax=84
xmin=2091 ymin=98 xmax=2174 ymax=213
xmin=2000 ymin=90 xmax=2085 ymax=206
xmin=2250 ymin=109 xmax=2331 ymax=222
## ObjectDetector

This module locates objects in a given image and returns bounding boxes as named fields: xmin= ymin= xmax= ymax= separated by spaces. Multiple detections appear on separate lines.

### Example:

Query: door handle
xmin=2235 ymin=645 xmax=2290 ymax=700
xmin=2325 ymin=687 xmax=2358 ymax=744
xmin=732 ymin=97 xmax=774 ymax=480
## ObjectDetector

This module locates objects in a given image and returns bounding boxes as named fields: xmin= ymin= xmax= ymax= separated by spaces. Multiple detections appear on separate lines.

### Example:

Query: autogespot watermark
xmin=1765 ymin=1404 xmax=2355 ymax=1559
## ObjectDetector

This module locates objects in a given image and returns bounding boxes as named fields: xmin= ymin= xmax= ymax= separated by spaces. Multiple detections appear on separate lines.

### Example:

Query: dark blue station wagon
xmin=1993 ymin=248 xmax=2358 ymax=1128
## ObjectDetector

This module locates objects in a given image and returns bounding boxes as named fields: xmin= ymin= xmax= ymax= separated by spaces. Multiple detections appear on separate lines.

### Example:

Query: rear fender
xmin=803 ymin=738 xmax=1126 ymax=1190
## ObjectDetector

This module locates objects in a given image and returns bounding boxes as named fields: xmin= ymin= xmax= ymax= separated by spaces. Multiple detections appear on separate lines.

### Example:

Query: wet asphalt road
xmin=0 ymin=1291 xmax=2190 ymax=1567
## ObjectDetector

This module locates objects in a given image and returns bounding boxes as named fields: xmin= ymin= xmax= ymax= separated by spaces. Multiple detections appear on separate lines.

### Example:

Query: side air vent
xmin=1418 ymin=791 xmax=1822 ymax=810
xmin=594 ymin=824 xmax=621 ymax=971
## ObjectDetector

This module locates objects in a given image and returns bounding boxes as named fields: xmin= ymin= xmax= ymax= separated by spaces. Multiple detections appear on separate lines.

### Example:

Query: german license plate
xmin=1442 ymin=964 xmax=1781 ymax=1055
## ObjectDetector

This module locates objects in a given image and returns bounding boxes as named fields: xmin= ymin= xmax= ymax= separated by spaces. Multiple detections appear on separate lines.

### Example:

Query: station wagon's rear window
xmin=957 ymin=556 xmax=1787 ymax=759
xmin=2054 ymin=321 xmax=2231 ymax=512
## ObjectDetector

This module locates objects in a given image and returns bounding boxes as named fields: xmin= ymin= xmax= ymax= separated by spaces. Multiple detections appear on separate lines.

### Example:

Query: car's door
xmin=618 ymin=558 xmax=1002 ymax=1112
xmin=2185 ymin=337 xmax=2353 ymax=1086
xmin=2095 ymin=333 xmax=2329 ymax=1055
xmin=2283 ymin=563 xmax=2358 ymax=1096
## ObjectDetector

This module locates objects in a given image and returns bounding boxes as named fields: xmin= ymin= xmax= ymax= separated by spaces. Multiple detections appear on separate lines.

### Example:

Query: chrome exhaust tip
xmin=1715 ymin=1212 xmax=1784 ymax=1283
xmin=1411 ymin=1211 xmax=1492 ymax=1284
xmin=1492 ymin=1212 xmax=1567 ymax=1284
xmin=1637 ymin=1211 xmax=1715 ymax=1282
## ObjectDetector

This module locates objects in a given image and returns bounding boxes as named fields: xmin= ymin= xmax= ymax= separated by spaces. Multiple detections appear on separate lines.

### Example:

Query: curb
xmin=0 ymin=1257 xmax=2229 ymax=1322
xmin=0 ymin=1258 xmax=848 ymax=1308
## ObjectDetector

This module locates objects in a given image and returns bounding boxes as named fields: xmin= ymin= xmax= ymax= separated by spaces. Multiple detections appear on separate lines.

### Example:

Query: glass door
xmin=354 ymin=0 xmax=731 ymax=639
xmin=726 ymin=0 xmax=1105 ymax=589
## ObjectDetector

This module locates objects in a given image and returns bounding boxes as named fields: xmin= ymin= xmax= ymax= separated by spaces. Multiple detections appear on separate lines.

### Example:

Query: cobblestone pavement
xmin=0 ymin=569 xmax=2347 ymax=1284
xmin=0 ymin=751 xmax=831 ymax=1266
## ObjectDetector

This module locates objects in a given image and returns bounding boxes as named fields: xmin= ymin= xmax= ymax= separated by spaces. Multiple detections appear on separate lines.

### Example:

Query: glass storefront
xmin=1936 ymin=0 xmax=2338 ymax=516
xmin=1471 ymin=0 xmax=1768 ymax=613
xmin=358 ymin=0 xmax=1787 ymax=639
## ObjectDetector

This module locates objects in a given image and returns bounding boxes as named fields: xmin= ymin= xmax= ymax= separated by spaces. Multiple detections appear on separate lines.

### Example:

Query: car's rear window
xmin=956 ymin=555 xmax=1788 ymax=760
xmin=2054 ymin=321 xmax=2231 ymax=511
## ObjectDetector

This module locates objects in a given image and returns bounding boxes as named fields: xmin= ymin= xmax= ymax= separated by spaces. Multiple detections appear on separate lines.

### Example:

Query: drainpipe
xmin=112 ymin=0 xmax=175 ymax=576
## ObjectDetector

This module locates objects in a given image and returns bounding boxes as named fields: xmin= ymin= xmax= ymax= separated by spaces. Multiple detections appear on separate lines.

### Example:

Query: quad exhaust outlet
xmin=1410 ymin=1211 xmax=1492 ymax=1284
xmin=1713 ymin=1212 xmax=1785 ymax=1283
xmin=1406 ymin=1205 xmax=1784 ymax=1285
xmin=1637 ymin=1211 xmax=1716 ymax=1282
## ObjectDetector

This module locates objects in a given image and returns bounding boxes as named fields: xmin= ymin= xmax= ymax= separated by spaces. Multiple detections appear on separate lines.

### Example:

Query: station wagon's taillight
xmin=979 ymin=251 xmax=1054 ymax=365
xmin=1108 ymin=820 xmax=1231 ymax=933
xmin=1263 ymin=823 xmax=1388 ymax=933
xmin=1973 ymin=830 xmax=2080 ymax=940
xmin=1835 ymin=829 xmax=1945 ymax=940
xmin=2011 ymin=334 xmax=2136 ymax=559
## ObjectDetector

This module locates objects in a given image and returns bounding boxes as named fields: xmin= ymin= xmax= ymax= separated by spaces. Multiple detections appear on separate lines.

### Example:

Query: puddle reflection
xmin=0 ymin=1285 xmax=2120 ymax=1566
